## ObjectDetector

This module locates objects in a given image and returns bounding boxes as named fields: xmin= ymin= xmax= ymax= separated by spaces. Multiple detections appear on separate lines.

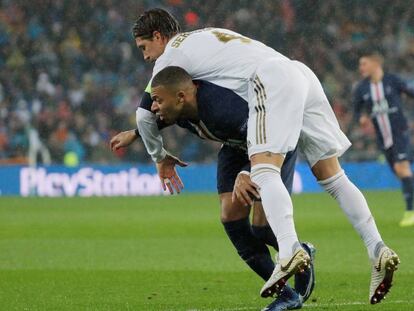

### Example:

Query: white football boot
xmin=369 ymin=246 xmax=400 ymax=304
xmin=260 ymin=244 xmax=311 ymax=298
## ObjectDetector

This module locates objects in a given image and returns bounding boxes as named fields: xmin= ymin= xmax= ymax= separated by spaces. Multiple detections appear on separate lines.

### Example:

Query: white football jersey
xmin=140 ymin=27 xmax=289 ymax=162
xmin=152 ymin=28 xmax=289 ymax=101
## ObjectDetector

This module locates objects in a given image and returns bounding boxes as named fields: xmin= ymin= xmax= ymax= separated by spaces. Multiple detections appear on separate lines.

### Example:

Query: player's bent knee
xmin=394 ymin=161 xmax=412 ymax=178
xmin=219 ymin=193 xmax=250 ymax=223
xmin=250 ymin=152 xmax=285 ymax=168
xmin=311 ymin=156 xmax=342 ymax=181
xmin=220 ymin=205 xmax=250 ymax=223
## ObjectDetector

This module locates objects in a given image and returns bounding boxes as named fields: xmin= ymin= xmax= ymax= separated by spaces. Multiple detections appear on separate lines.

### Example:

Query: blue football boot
xmin=294 ymin=242 xmax=316 ymax=303
xmin=262 ymin=284 xmax=302 ymax=311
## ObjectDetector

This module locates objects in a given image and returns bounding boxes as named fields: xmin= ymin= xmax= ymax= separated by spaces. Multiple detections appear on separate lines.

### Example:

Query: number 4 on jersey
xmin=212 ymin=30 xmax=251 ymax=44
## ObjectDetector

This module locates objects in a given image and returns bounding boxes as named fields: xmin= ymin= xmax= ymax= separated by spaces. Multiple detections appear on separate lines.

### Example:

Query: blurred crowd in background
xmin=1 ymin=0 xmax=414 ymax=165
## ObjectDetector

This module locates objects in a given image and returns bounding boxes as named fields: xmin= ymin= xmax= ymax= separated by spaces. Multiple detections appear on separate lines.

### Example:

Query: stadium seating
xmin=0 ymin=0 xmax=413 ymax=164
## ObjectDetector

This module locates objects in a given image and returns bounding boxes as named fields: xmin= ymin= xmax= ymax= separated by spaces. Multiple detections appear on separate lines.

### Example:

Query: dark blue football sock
xmin=251 ymin=225 xmax=279 ymax=251
xmin=401 ymin=176 xmax=413 ymax=211
xmin=222 ymin=218 xmax=275 ymax=280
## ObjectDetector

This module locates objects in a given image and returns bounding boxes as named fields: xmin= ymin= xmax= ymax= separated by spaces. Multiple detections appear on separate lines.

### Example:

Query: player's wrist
xmin=154 ymin=148 xmax=168 ymax=163
xmin=238 ymin=170 xmax=250 ymax=176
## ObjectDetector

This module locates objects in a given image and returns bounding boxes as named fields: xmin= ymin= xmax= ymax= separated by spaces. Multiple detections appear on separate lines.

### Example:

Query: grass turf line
xmin=0 ymin=192 xmax=413 ymax=310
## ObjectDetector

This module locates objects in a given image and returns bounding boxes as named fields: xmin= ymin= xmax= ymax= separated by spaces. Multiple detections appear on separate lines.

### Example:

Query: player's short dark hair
xmin=151 ymin=66 xmax=192 ymax=90
xmin=360 ymin=50 xmax=384 ymax=65
xmin=132 ymin=8 xmax=181 ymax=40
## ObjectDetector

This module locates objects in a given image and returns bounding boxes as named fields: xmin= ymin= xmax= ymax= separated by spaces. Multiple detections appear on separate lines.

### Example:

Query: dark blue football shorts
xmin=383 ymin=130 xmax=412 ymax=169
xmin=216 ymin=145 xmax=297 ymax=195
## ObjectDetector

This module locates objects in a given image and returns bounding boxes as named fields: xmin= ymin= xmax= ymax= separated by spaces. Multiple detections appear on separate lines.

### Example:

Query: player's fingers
xmin=232 ymin=190 xmax=236 ymax=203
xmin=176 ymin=159 xmax=189 ymax=167
xmin=234 ymin=187 xmax=249 ymax=206
xmin=110 ymin=140 xmax=117 ymax=151
xmin=241 ymin=179 xmax=260 ymax=199
xmin=239 ymin=189 xmax=253 ymax=207
xmin=160 ymin=177 xmax=166 ymax=191
xmin=172 ymin=174 xmax=184 ymax=189
xmin=234 ymin=182 xmax=255 ymax=199
xmin=247 ymin=179 xmax=260 ymax=190
xmin=170 ymin=177 xmax=181 ymax=194
xmin=165 ymin=180 xmax=174 ymax=194
xmin=246 ymin=184 xmax=261 ymax=199
xmin=233 ymin=189 xmax=241 ymax=204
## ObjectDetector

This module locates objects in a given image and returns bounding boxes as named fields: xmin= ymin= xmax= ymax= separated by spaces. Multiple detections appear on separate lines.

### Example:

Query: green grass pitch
xmin=0 ymin=191 xmax=413 ymax=310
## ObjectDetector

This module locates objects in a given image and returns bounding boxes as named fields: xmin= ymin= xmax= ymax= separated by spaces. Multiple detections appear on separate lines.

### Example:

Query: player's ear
xmin=152 ymin=31 xmax=162 ymax=41
xmin=176 ymin=90 xmax=185 ymax=104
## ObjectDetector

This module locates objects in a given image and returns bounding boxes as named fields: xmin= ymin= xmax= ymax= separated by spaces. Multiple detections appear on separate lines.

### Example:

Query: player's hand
xmin=156 ymin=154 xmax=188 ymax=194
xmin=359 ymin=115 xmax=371 ymax=129
xmin=232 ymin=172 xmax=261 ymax=206
xmin=110 ymin=130 xmax=138 ymax=151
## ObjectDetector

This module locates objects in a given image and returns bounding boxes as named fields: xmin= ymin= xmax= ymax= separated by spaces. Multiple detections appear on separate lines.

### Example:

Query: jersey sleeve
xmin=136 ymin=107 xmax=167 ymax=162
xmin=136 ymin=48 xmax=191 ymax=162
xmin=393 ymin=74 xmax=414 ymax=98
xmin=136 ymin=48 xmax=192 ymax=163
xmin=136 ymin=82 xmax=168 ymax=162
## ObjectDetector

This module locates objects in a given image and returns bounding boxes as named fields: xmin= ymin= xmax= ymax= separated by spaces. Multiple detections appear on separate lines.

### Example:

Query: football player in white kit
xmin=134 ymin=9 xmax=399 ymax=305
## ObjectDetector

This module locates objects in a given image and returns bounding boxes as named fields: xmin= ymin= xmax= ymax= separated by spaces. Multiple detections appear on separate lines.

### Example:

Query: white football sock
xmin=251 ymin=163 xmax=299 ymax=260
xmin=319 ymin=170 xmax=383 ymax=260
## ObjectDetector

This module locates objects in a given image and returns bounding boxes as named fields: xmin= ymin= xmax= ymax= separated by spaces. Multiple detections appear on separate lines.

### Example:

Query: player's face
xmin=359 ymin=57 xmax=377 ymax=78
xmin=135 ymin=32 xmax=168 ymax=63
xmin=151 ymin=86 xmax=183 ymax=124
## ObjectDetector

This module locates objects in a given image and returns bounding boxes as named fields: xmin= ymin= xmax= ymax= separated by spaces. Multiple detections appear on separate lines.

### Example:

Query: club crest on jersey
xmin=363 ymin=93 xmax=370 ymax=101
xmin=385 ymin=86 xmax=392 ymax=95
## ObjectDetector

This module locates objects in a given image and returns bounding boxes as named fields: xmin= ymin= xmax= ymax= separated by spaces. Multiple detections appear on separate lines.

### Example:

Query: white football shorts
xmin=247 ymin=58 xmax=351 ymax=167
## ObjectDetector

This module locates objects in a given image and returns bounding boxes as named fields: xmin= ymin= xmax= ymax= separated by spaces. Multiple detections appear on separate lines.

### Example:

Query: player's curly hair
xmin=132 ymin=8 xmax=181 ymax=40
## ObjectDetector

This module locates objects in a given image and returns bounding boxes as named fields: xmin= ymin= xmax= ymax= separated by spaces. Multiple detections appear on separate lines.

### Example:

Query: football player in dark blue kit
xmin=110 ymin=77 xmax=316 ymax=311
xmin=353 ymin=51 xmax=414 ymax=227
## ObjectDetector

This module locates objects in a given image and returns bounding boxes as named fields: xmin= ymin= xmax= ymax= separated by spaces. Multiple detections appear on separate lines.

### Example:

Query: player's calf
xmin=222 ymin=217 xmax=275 ymax=281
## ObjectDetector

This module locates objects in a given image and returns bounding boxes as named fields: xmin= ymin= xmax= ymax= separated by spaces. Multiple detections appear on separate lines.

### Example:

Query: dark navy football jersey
xmin=139 ymin=80 xmax=297 ymax=193
xmin=177 ymin=80 xmax=249 ymax=148
xmin=353 ymin=73 xmax=414 ymax=150
xmin=140 ymin=80 xmax=249 ymax=149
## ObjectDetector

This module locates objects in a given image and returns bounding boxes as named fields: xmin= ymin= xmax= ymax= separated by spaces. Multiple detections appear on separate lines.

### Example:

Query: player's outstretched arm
xmin=136 ymin=105 xmax=169 ymax=162
xmin=136 ymin=83 xmax=173 ymax=162
xmin=110 ymin=129 xmax=139 ymax=151
xmin=156 ymin=153 xmax=188 ymax=194
xmin=137 ymin=85 xmax=188 ymax=193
